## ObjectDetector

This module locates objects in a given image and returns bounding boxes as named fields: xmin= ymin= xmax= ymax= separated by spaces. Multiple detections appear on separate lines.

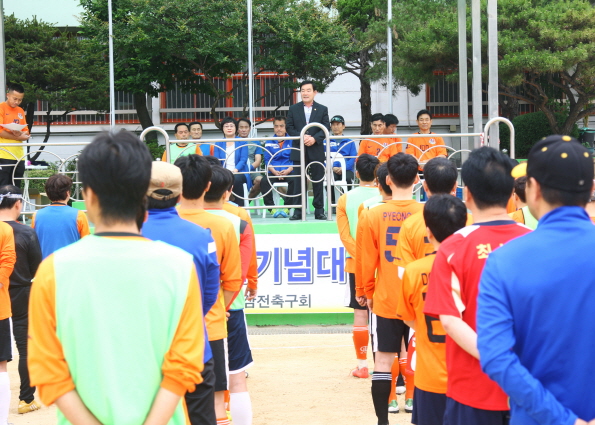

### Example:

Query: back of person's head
xmin=203 ymin=155 xmax=223 ymax=167
xmin=79 ymin=130 xmax=152 ymax=224
xmin=386 ymin=153 xmax=419 ymax=188
xmin=205 ymin=166 xmax=233 ymax=202
xmin=147 ymin=161 xmax=183 ymax=210
xmin=376 ymin=163 xmax=392 ymax=195
xmin=356 ymin=154 xmax=380 ymax=182
xmin=461 ymin=147 xmax=514 ymax=209
xmin=174 ymin=154 xmax=213 ymax=200
xmin=423 ymin=194 xmax=468 ymax=242
xmin=424 ymin=157 xmax=458 ymax=195
xmin=7 ymin=83 xmax=24 ymax=94
xmin=417 ymin=109 xmax=432 ymax=120
xmin=0 ymin=185 xmax=22 ymax=210
xmin=45 ymin=174 xmax=72 ymax=202
xmin=384 ymin=114 xmax=399 ymax=126
xmin=371 ymin=113 xmax=385 ymax=124
xmin=513 ymin=176 xmax=527 ymax=203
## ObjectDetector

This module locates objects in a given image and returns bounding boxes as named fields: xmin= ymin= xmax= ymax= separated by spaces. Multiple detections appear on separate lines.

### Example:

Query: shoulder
xmin=314 ymin=101 xmax=328 ymax=110
xmin=406 ymin=254 xmax=434 ymax=275
xmin=289 ymin=102 xmax=303 ymax=111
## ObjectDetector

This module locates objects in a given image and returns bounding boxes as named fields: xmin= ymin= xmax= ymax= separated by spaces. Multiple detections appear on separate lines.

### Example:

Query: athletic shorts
xmin=412 ymin=387 xmax=447 ymax=425
xmin=0 ymin=318 xmax=11 ymax=362
xmin=443 ymin=396 xmax=510 ymax=425
xmin=185 ymin=358 xmax=216 ymax=425
xmin=370 ymin=314 xmax=406 ymax=353
xmin=209 ymin=338 xmax=228 ymax=392
xmin=344 ymin=273 xmax=367 ymax=310
xmin=227 ymin=310 xmax=253 ymax=374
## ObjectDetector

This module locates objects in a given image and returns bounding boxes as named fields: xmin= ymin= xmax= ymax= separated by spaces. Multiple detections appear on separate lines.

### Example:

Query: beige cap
xmin=147 ymin=161 xmax=183 ymax=200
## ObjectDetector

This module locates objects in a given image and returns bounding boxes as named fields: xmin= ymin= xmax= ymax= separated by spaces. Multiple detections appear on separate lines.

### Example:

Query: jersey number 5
xmin=384 ymin=226 xmax=400 ymax=262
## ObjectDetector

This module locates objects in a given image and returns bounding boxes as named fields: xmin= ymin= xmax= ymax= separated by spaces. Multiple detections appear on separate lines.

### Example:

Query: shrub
xmin=499 ymin=112 xmax=579 ymax=158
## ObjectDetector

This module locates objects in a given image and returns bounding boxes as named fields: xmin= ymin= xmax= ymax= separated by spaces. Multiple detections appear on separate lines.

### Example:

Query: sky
xmin=4 ymin=0 xmax=82 ymax=27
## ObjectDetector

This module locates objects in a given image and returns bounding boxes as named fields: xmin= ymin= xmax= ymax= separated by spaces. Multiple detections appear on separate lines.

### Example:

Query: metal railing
xmin=0 ymin=117 xmax=515 ymax=220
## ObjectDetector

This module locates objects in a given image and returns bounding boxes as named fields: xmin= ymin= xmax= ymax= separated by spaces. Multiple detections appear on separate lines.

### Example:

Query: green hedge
xmin=499 ymin=112 xmax=579 ymax=158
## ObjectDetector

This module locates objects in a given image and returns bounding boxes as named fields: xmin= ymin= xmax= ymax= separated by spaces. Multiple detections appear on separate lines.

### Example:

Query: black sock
xmin=372 ymin=371 xmax=392 ymax=425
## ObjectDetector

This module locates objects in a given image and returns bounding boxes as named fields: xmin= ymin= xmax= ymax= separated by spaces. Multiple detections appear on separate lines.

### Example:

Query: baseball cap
xmin=147 ymin=161 xmax=183 ymax=200
xmin=511 ymin=134 xmax=593 ymax=193
xmin=330 ymin=115 xmax=345 ymax=124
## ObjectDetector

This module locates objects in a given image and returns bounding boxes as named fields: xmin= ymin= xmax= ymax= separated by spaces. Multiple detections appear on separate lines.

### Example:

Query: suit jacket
xmin=286 ymin=101 xmax=330 ymax=163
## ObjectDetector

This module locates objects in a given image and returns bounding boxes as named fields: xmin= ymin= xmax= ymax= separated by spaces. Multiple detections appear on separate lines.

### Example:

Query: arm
xmin=77 ymin=212 xmax=90 ymax=238
xmin=55 ymin=391 xmax=101 ymax=425
xmin=354 ymin=209 xmax=367 ymax=301
xmin=28 ymin=231 xmax=43 ymax=279
xmin=220 ymin=229 xmax=243 ymax=309
xmin=360 ymin=214 xmax=379 ymax=303
xmin=396 ymin=267 xmax=417 ymax=325
xmin=440 ymin=314 xmax=479 ymax=360
xmin=311 ymin=106 xmax=330 ymax=145
xmin=343 ymin=142 xmax=357 ymax=172
xmin=202 ymin=236 xmax=221 ymax=315
xmin=0 ymin=226 xmax=16 ymax=286
xmin=142 ymin=388 xmax=181 ymax=425
xmin=161 ymin=151 xmax=167 ymax=162
xmin=236 ymin=142 xmax=249 ymax=172
xmin=336 ymin=195 xmax=356 ymax=258
xmin=285 ymin=106 xmax=300 ymax=137
xmin=477 ymin=257 xmax=581 ymax=425
xmin=246 ymin=218 xmax=258 ymax=295
xmin=394 ymin=219 xmax=417 ymax=270
xmin=238 ymin=220 xmax=253 ymax=283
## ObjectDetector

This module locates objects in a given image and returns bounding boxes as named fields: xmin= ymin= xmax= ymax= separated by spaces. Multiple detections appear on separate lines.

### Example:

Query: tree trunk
xmin=359 ymin=78 xmax=372 ymax=135
xmin=134 ymin=92 xmax=157 ymax=143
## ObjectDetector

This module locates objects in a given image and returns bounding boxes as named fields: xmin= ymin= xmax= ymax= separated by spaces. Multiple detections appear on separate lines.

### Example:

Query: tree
xmin=392 ymin=0 xmax=595 ymax=135
xmin=79 ymin=0 xmax=353 ymax=131
xmin=4 ymin=14 xmax=109 ymax=158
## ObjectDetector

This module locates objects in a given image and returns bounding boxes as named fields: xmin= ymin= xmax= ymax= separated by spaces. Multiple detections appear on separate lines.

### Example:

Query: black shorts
xmin=412 ymin=387 xmax=447 ymax=425
xmin=209 ymin=338 xmax=228 ymax=392
xmin=443 ymin=396 xmax=510 ymax=425
xmin=0 ymin=318 xmax=11 ymax=362
xmin=344 ymin=273 xmax=367 ymax=310
xmin=370 ymin=314 xmax=406 ymax=353
xmin=227 ymin=310 xmax=253 ymax=374
xmin=185 ymin=358 xmax=216 ymax=425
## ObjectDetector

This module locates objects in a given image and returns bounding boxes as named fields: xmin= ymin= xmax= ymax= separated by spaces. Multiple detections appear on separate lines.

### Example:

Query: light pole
xmin=487 ymin=0 xmax=499 ymax=149
xmin=458 ymin=0 xmax=469 ymax=155
xmin=387 ymin=0 xmax=393 ymax=114
xmin=247 ymin=0 xmax=256 ymax=135
xmin=0 ymin=0 xmax=6 ymax=102
xmin=471 ymin=0 xmax=482 ymax=148
xmin=108 ymin=0 xmax=116 ymax=129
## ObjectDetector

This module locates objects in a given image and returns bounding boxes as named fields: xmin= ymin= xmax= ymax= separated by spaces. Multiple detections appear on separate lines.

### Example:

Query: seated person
xmin=238 ymin=118 xmax=264 ymax=200
xmin=212 ymin=117 xmax=251 ymax=202
xmin=326 ymin=115 xmax=357 ymax=204
xmin=357 ymin=113 xmax=401 ymax=162
xmin=161 ymin=123 xmax=202 ymax=163
xmin=189 ymin=121 xmax=214 ymax=156
xmin=260 ymin=116 xmax=294 ymax=217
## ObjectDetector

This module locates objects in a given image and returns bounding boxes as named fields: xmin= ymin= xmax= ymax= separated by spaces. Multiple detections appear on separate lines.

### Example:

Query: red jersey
xmin=424 ymin=221 xmax=530 ymax=410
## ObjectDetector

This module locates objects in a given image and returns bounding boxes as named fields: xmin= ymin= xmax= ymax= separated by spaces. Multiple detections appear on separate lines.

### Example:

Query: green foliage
xmin=392 ymin=0 xmax=595 ymax=134
xmin=4 ymin=14 xmax=109 ymax=113
xmin=147 ymin=141 xmax=165 ymax=161
xmin=499 ymin=112 xmax=579 ymax=158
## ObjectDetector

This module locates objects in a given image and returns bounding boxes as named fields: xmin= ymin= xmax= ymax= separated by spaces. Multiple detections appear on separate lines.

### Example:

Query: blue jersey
xmin=33 ymin=205 xmax=82 ymax=259
xmin=325 ymin=137 xmax=357 ymax=171
xmin=478 ymin=206 xmax=595 ymax=425
xmin=142 ymin=207 xmax=220 ymax=362
xmin=263 ymin=135 xmax=293 ymax=173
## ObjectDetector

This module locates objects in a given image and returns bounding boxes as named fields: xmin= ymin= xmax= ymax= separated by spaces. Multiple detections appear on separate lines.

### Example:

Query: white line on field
xmin=252 ymin=344 xmax=352 ymax=350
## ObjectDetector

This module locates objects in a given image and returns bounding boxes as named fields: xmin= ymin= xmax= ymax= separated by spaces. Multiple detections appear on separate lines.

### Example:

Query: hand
xmin=574 ymin=420 xmax=588 ymax=425
xmin=226 ymin=311 xmax=230 ymax=320
xmin=333 ymin=167 xmax=342 ymax=174
xmin=366 ymin=298 xmax=373 ymax=310
xmin=356 ymin=296 xmax=367 ymax=307
xmin=245 ymin=287 xmax=257 ymax=301
xmin=233 ymin=169 xmax=238 ymax=173
xmin=304 ymin=135 xmax=315 ymax=146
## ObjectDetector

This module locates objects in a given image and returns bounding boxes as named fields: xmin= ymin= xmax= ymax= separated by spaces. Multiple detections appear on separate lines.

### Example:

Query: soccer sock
xmin=389 ymin=354 xmax=399 ymax=402
xmin=399 ymin=356 xmax=415 ymax=399
xmin=371 ymin=371 xmax=391 ymax=425
xmin=216 ymin=418 xmax=230 ymax=425
xmin=353 ymin=326 xmax=369 ymax=366
xmin=0 ymin=372 xmax=9 ymax=424
xmin=230 ymin=392 xmax=253 ymax=425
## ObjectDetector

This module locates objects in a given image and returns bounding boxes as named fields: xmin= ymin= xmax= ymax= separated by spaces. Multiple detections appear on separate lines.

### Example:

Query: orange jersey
xmin=336 ymin=195 xmax=356 ymax=273
xmin=178 ymin=208 xmax=242 ymax=341
xmin=396 ymin=210 xmax=473 ymax=270
xmin=405 ymin=133 xmax=447 ymax=164
xmin=510 ymin=209 xmax=524 ymax=224
xmin=0 ymin=101 xmax=28 ymax=160
xmin=358 ymin=137 xmax=402 ymax=162
xmin=0 ymin=221 xmax=15 ymax=319
xmin=358 ymin=199 xmax=423 ymax=318
xmin=223 ymin=202 xmax=258 ymax=290
xmin=396 ymin=254 xmax=447 ymax=393
xmin=506 ymin=195 xmax=517 ymax=214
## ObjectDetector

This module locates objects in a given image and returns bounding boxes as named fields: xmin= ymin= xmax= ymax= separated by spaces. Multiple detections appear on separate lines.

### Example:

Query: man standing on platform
xmin=0 ymin=84 xmax=30 ymax=187
xmin=286 ymin=81 xmax=330 ymax=220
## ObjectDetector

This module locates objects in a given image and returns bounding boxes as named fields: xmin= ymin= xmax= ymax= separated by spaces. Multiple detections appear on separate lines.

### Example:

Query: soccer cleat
xmin=388 ymin=400 xmax=399 ymax=413
xmin=18 ymin=399 xmax=41 ymax=414
xmin=351 ymin=366 xmax=369 ymax=378
xmin=396 ymin=385 xmax=406 ymax=395
xmin=273 ymin=209 xmax=288 ymax=218
xmin=405 ymin=398 xmax=413 ymax=413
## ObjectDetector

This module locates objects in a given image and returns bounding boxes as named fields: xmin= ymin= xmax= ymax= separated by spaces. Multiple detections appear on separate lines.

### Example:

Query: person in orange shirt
xmin=358 ymin=113 xmax=402 ymax=162
xmin=355 ymin=152 xmax=422 ymax=425
xmin=0 ymin=83 xmax=30 ymax=187
xmin=175 ymin=154 xmax=243 ymax=425
xmin=0 ymin=218 xmax=16 ymax=425
xmin=397 ymin=194 xmax=468 ymax=425
xmin=406 ymin=110 xmax=448 ymax=169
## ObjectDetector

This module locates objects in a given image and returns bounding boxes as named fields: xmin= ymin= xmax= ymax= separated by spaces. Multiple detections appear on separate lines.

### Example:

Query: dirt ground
xmin=8 ymin=331 xmax=412 ymax=425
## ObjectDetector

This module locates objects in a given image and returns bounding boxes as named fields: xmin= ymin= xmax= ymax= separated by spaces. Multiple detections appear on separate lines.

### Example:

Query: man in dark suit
xmin=285 ymin=81 xmax=330 ymax=220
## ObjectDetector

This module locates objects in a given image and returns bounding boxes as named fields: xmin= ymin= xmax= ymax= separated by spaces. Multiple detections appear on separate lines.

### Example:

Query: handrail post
xmin=139 ymin=126 xmax=171 ymax=162
xmin=299 ymin=123 xmax=331 ymax=222
xmin=483 ymin=117 xmax=515 ymax=159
